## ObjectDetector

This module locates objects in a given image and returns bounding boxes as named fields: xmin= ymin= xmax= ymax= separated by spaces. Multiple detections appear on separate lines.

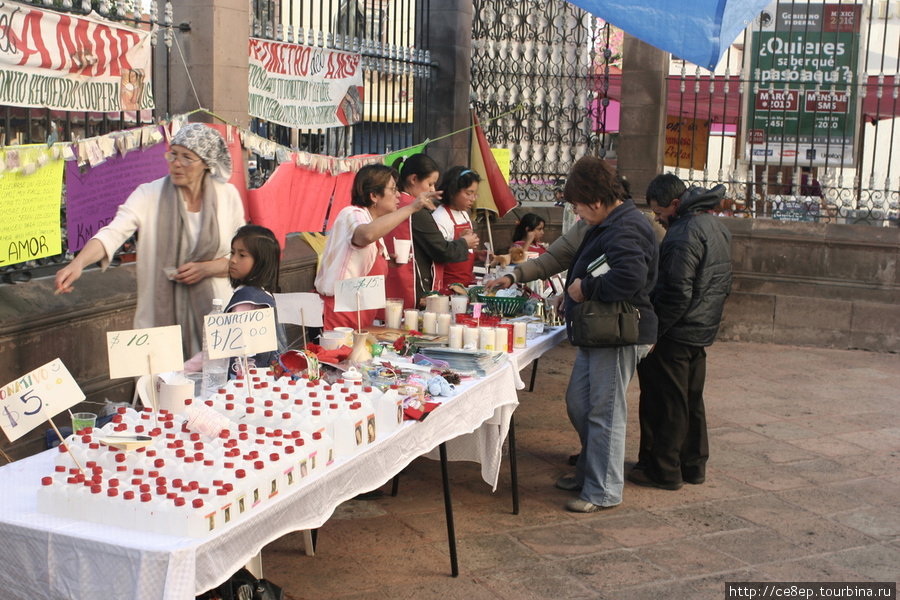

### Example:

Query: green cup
xmin=71 ymin=412 xmax=97 ymax=433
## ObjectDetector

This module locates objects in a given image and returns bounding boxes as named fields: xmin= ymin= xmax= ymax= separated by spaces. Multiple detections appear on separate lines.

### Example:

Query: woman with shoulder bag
xmin=554 ymin=156 xmax=659 ymax=513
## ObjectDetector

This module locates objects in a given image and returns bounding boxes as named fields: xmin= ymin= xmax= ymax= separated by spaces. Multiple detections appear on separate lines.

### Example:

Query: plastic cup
xmin=394 ymin=239 xmax=412 ymax=264
xmin=71 ymin=412 xmax=97 ymax=433
xmin=450 ymin=295 xmax=468 ymax=315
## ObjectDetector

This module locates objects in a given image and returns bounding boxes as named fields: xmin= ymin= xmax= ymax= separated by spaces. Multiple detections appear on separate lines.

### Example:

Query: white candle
xmin=437 ymin=313 xmax=452 ymax=336
xmin=404 ymin=309 xmax=419 ymax=331
xmin=513 ymin=322 xmax=527 ymax=348
xmin=422 ymin=311 xmax=437 ymax=334
xmin=493 ymin=327 xmax=508 ymax=352
xmin=463 ymin=326 xmax=479 ymax=349
xmin=448 ymin=325 xmax=464 ymax=349
xmin=450 ymin=295 xmax=468 ymax=315
xmin=478 ymin=327 xmax=495 ymax=351
xmin=385 ymin=298 xmax=403 ymax=329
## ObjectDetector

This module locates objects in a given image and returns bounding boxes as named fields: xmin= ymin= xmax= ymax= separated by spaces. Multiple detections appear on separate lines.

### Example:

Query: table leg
xmin=508 ymin=414 xmax=519 ymax=515
xmin=439 ymin=443 xmax=459 ymax=577
xmin=391 ymin=473 xmax=400 ymax=497
xmin=529 ymin=358 xmax=540 ymax=392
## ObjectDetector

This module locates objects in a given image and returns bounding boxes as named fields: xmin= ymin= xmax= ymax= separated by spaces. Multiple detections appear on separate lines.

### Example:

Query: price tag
xmin=205 ymin=307 xmax=277 ymax=360
xmin=107 ymin=325 xmax=184 ymax=379
xmin=0 ymin=359 xmax=85 ymax=443
xmin=273 ymin=292 xmax=324 ymax=327
xmin=334 ymin=275 xmax=386 ymax=312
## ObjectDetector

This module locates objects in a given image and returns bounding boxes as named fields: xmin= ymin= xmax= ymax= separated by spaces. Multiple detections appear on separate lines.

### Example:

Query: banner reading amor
xmin=249 ymin=38 xmax=364 ymax=129
xmin=0 ymin=5 xmax=154 ymax=112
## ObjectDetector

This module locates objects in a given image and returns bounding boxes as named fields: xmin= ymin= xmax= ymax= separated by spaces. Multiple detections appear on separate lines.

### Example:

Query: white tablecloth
xmin=0 ymin=363 xmax=520 ymax=600
xmin=508 ymin=325 xmax=568 ymax=389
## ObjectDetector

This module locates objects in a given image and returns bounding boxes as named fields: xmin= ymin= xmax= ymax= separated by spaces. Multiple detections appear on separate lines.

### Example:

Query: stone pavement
xmin=260 ymin=341 xmax=900 ymax=599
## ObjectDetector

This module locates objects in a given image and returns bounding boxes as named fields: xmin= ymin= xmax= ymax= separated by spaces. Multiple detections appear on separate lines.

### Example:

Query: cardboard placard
xmin=205 ymin=307 xmax=277 ymax=360
xmin=106 ymin=325 xmax=184 ymax=379
xmin=0 ymin=359 xmax=85 ymax=442
xmin=334 ymin=275 xmax=386 ymax=312
xmin=274 ymin=292 xmax=324 ymax=327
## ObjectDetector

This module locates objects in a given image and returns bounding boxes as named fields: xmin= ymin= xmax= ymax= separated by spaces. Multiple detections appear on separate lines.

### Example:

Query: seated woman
xmin=315 ymin=164 xmax=440 ymax=330
xmin=511 ymin=213 xmax=548 ymax=256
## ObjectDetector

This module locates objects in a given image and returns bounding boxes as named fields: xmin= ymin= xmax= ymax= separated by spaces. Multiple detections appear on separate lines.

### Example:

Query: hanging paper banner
xmin=0 ymin=146 xmax=65 ymax=266
xmin=65 ymin=135 xmax=170 ymax=252
xmin=249 ymin=38 xmax=364 ymax=129
xmin=0 ymin=4 xmax=154 ymax=112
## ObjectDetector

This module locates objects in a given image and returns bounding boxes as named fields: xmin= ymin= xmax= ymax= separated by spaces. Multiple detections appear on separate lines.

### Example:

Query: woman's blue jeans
xmin=565 ymin=344 xmax=648 ymax=507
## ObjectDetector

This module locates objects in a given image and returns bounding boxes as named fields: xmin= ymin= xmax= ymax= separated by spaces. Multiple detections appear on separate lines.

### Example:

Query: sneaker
xmin=555 ymin=476 xmax=582 ymax=491
xmin=565 ymin=498 xmax=617 ymax=513
xmin=627 ymin=469 xmax=683 ymax=491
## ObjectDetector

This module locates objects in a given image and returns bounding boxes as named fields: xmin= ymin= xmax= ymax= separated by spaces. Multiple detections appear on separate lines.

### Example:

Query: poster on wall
xmin=664 ymin=117 xmax=710 ymax=171
xmin=249 ymin=38 xmax=364 ymax=129
xmin=743 ymin=2 xmax=863 ymax=166
xmin=0 ymin=4 xmax=154 ymax=112
xmin=0 ymin=146 xmax=65 ymax=266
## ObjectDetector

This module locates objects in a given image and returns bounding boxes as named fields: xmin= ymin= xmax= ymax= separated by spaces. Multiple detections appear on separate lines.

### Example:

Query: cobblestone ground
xmin=260 ymin=341 xmax=900 ymax=600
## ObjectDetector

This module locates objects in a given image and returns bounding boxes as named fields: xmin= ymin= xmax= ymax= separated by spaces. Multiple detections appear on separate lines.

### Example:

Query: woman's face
xmin=229 ymin=237 xmax=255 ymax=281
xmin=450 ymin=182 xmax=479 ymax=211
xmin=406 ymin=171 xmax=439 ymax=197
xmin=570 ymin=201 xmax=614 ymax=226
xmin=530 ymin=221 xmax=546 ymax=243
xmin=167 ymin=144 xmax=207 ymax=189
xmin=370 ymin=177 xmax=402 ymax=216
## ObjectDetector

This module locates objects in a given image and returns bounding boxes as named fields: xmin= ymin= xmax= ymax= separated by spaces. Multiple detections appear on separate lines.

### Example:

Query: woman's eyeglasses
xmin=164 ymin=151 xmax=203 ymax=167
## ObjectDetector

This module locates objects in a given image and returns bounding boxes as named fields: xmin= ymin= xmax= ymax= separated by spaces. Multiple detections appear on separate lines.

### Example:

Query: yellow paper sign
xmin=107 ymin=325 xmax=184 ymax=379
xmin=205 ymin=307 xmax=277 ymax=360
xmin=0 ymin=359 xmax=85 ymax=443
xmin=491 ymin=148 xmax=511 ymax=183
xmin=0 ymin=146 xmax=65 ymax=266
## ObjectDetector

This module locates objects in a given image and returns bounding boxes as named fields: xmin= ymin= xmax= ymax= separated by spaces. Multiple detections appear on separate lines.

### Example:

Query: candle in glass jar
xmin=493 ymin=327 xmax=508 ymax=352
xmin=385 ymin=298 xmax=403 ymax=329
xmin=448 ymin=325 xmax=464 ymax=349
xmin=478 ymin=327 xmax=495 ymax=351
xmin=463 ymin=326 xmax=479 ymax=349
xmin=422 ymin=311 xmax=437 ymax=334
xmin=404 ymin=309 xmax=419 ymax=331
xmin=513 ymin=322 xmax=527 ymax=348
xmin=437 ymin=313 xmax=452 ymax=336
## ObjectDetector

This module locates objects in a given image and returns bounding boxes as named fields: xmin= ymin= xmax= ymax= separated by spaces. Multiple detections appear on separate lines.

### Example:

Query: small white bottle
xmin=376 ymin=385 xmax=403 ymax=437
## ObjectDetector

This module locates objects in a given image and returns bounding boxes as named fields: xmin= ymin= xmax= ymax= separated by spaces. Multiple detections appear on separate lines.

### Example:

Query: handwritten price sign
xmin=205 ymin=307 xmax=277 ymax=360
xmin=0 ymin=359 xmax=85 ymax=443
xmin=334 ymin=275 xmax=386 ymax=312
xmin=107 ymin=325 xmax=184 ymax=379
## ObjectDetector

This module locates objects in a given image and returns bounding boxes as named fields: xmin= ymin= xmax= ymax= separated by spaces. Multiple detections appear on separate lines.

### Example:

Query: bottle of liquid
xmin=201 ymin=299 xmax=229 ymax=398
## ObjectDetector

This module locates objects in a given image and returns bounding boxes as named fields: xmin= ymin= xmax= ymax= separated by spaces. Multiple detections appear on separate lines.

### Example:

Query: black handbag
xmin=566 ymin=300 xmax=641 ymax=347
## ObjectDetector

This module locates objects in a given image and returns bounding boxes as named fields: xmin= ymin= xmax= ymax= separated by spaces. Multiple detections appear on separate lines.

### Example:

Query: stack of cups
xmin=450 ymin=295 xmax=469 ymax=315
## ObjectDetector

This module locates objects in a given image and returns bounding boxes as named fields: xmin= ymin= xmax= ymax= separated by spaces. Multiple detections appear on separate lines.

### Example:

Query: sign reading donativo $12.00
xmin=744 ymin=3 xmax=863 ymax=166
xmin=205 ymin=307 xmax=277 ymax=360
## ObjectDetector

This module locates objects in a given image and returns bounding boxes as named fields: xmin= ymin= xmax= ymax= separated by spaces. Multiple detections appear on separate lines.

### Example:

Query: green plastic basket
xmin=478 ymin=294 xmax=528 ymax=317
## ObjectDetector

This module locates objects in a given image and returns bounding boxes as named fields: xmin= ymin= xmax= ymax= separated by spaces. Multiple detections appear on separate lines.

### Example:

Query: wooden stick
xmin=356 ymin=292 xmax=362 ymax=333
xmin=300 ymin=308 xmax=308 ymax=349
xmin=241 ymin=355 xmax=251 ymax=395
xmin=483 ymin=208 xmax=495 ymax=277
xmin=148 ymin=355 xmax=159 ymax=428
xmin=48 ymin=416 xmax=86 ymax=478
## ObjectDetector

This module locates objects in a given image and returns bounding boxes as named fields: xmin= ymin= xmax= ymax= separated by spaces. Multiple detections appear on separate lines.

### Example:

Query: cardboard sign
xmin=0 ymin=359 xmax=85 ymax=442
xmin=205 ymin=307 xmax=277 ymax=360
xmin=334 ymin=275 xmax=386 ymax=312
xmin=107 ymin=325 xmax=184 ymax=379
xmin=273 ymin=292 xmax=324 ymax=327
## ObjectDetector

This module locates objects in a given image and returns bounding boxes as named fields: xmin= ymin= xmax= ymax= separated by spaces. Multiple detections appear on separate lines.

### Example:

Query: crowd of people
xmin=55 ymin=126 xmax=733 ymax=515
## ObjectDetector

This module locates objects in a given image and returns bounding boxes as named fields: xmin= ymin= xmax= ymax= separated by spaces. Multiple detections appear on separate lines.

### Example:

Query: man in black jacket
xmin=628 ymin=175 xmax=732 ymax=490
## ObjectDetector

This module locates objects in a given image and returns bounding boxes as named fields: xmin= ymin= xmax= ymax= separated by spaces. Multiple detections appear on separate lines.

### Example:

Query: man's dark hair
xmin=645 ymin=173 xmax=687 ymax=208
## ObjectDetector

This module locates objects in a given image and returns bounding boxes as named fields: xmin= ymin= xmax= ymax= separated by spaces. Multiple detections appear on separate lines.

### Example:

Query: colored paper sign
xmin=0 ymin=5 xmax=154 ymax=112
xmin=334 ymin=275 xmax=386 ymax=312
xmin=205 ymin=307 xmax=278 ymax=360
xmin=107 ymin=325 xmax=185 ymax=379
xmin=274 ymin=293 xmax=325 ymax=327
xmin=491 ymin=148 xmax=511 ymax=183
xmin=0 ymin=359 xmax=85 ymax=443
xmin=65 ymin=139 xmax=170 ymax=252
xmin=0 ymin=146 xmax=65 ymax=266
xmin=249 ymin=38 xmax=364 ymax=128
xmin=664 ymin=117 xmax=710 ymax=171
xmin=744 ymin=2 xmax=862 ymax=166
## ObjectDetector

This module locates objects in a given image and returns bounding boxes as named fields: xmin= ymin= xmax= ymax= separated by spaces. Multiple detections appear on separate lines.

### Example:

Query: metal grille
xmin=249 ymin=0 xmax=434 ymax=185
xmin=470 ymin=0 xmax=612 ymax=203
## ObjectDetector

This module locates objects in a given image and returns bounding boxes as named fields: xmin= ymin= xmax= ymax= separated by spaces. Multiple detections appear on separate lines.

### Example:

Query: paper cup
xmin=320 ymin=331 xmax=348 ymax=350
xmin=334 ymin=327 xmax=354 ymax=346
xmin=394 ymin=239 xmax=412 ymax=264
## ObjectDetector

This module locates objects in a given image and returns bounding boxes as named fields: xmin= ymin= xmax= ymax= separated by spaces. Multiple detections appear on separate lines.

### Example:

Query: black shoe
xmin=567 ymin=453 xmax=579 ymax=466
xmin=627 ymin=469 xmax=683 ymax=491
xmin=684 ymin=475 xmax=706 ymax=485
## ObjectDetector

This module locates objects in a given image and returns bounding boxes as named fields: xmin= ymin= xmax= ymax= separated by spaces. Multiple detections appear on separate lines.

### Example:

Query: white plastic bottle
xmin=201 ymin=299 xmax=229 ymax=398
xmin=376 ymin=385 xmax=403 ymax=438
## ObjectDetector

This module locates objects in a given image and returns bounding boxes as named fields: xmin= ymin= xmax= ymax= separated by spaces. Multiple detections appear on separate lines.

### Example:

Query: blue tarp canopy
xmin=568 ymin=0 xmax=772 ymax=70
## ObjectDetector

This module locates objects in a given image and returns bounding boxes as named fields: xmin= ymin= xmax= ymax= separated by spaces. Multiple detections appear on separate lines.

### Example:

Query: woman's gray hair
xmin=171 ymin=123 xmax=233 ymax=182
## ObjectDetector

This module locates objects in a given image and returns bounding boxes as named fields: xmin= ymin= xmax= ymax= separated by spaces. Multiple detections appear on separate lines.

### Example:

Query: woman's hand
xmin=411 ymin=190 xmax=442 ymax=212
xmin=54 ymin=262 xmax=83 ymax=294
xmin=567 ymin=277 xmax=586 ymax=303
xmin=550 ymin=293 xmax=565 ymax=316
xmin=460 ymin=228 xmax=480 ymax=250
xmin=483 ymin=274 xmax=514 ymax=293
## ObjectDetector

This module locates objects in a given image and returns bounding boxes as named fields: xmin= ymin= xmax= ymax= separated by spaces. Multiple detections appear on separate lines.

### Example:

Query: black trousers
xmin=636 ymin=337 xmax=709 ymax=485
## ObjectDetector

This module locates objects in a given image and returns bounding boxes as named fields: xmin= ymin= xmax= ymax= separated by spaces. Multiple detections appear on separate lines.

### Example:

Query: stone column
xmin=617 ymin=34 xmax=668 ymax=202
xmin=165 ymin=0 xmax=250 ymax=127
xmin=424 ymin=0 xmax=475 ymax=169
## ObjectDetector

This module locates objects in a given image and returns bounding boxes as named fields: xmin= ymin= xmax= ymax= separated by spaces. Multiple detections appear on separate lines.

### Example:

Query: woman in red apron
xmin=315 ymin=164 xmax=441 ymax=330
xmin=432 ymin=166 xmax=482 ymax=287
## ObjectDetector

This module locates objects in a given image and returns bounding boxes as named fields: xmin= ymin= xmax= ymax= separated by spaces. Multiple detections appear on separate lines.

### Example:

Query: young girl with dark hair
xmin=511 ymin=213 xmax=548 ymax=255
xmin=432 ymin=166 xmax=482 ymax=286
